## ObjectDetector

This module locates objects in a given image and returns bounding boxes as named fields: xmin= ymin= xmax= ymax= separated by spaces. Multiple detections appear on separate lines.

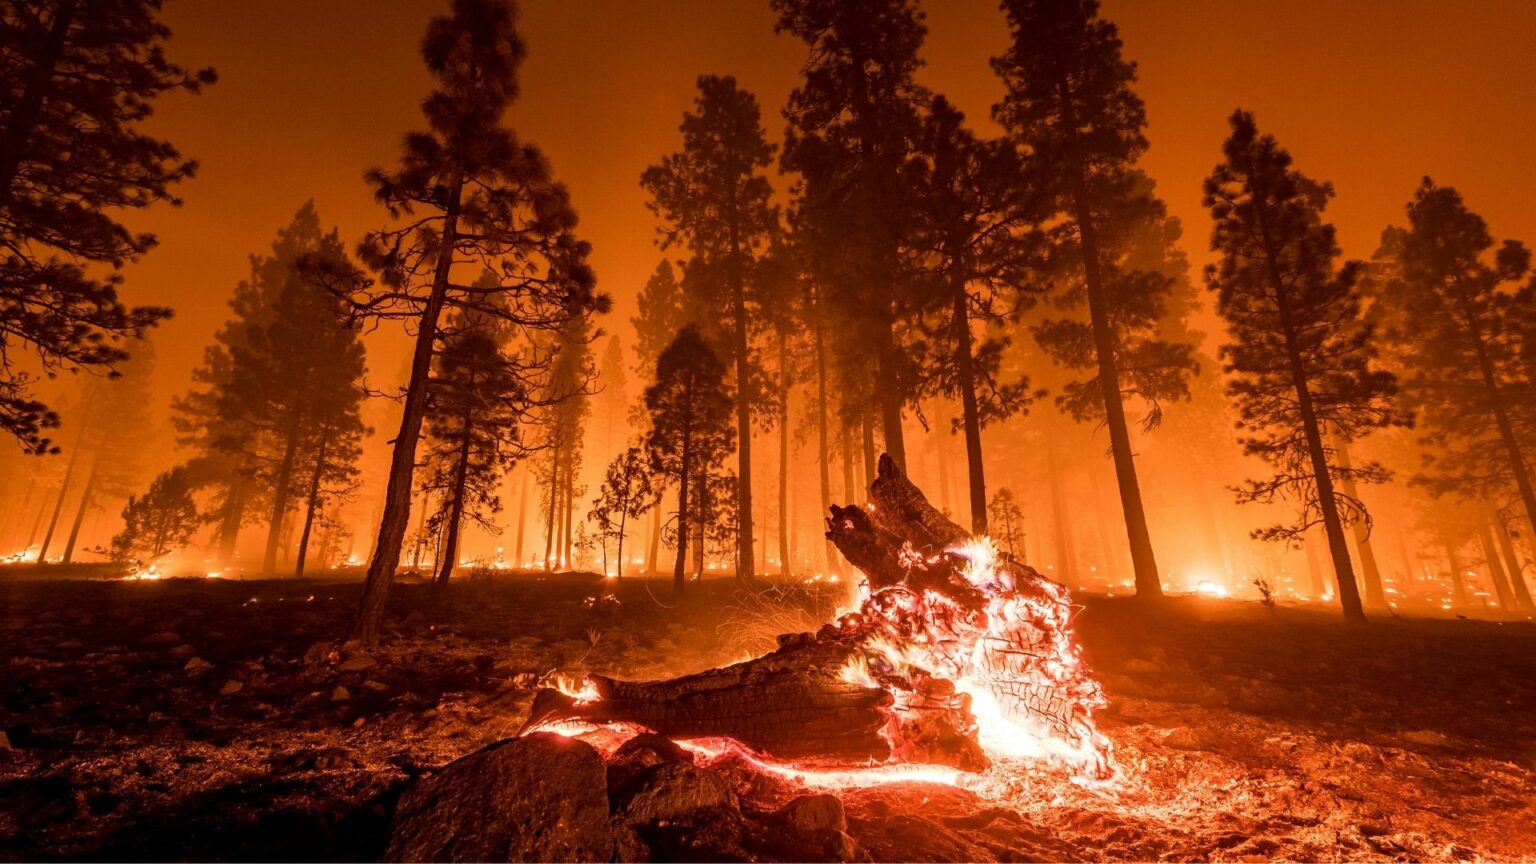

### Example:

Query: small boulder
xmin=607 ymin=732 xmax=695 ymax=793
xmin=0 ymin=731 xmax=11 ymax=750
xmin=1123 ymin=658 xmax=1163 ymax=676
xmin=184 ymin=657 xmax=213 ymax=674
xmin=330 ymin=686 xmax=351 ymax=702
xmin=218 ymin=679 xmax=244 ymax=696
xmin=615 ymin=761 xmax=736 ymax=826
xmin=778 ymin=794 xmax=846 ymax=834
xmin=303 ymin=641 xmax=337 ymax=666
xmin=141 ymin=631 xmax=180 ymax=647
xmin=385 ymin=733 xmax=626 ymax=863
xmin=772 ymin=794 xmax=862 ymax=862
xmin=338 ymin=654 xmax=377 ymax=673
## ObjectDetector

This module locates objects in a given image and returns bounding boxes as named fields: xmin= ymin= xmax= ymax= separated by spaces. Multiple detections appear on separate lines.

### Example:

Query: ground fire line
xmin=521 ymin=454 xmax=1114 ymax=788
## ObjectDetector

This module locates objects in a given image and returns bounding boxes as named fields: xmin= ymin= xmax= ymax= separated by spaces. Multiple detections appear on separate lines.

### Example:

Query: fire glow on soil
xmin=540 ymin=536 xmax=1121 ymax=801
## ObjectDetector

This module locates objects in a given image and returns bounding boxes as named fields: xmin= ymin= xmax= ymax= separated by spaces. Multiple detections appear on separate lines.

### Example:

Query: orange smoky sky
xmin=121 ymin=0 xmax=1536 ymax=421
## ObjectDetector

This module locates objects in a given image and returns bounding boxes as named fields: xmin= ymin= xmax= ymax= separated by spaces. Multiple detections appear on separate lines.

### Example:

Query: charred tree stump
xmin=523 ymin=454 xmax=1108 ymax=778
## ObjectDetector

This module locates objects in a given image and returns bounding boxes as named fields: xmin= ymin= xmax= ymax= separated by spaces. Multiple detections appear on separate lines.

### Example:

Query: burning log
xmin=523 ymin=454 xmax=1111 ymax=779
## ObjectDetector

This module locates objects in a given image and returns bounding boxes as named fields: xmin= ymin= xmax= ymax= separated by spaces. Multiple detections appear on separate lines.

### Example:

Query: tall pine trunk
xmin=262 ymin=408 xmax=303 ymax=576
xmin=38 ymin=421 xmax=87 ymax=562
xmin=673 ymin=434 xmax=691 ymax=593
xmin=730 ymin=235 xmax=755 ymax=581
xmin=861 ymin=411 xmax=875 ymax=496
xmin=1334 ymin=442 xmax=1386 ymax=606
xmin=1496 ymin=519 xmax=1534 ymax=609
xmin=1066 ymin=161 xmax=1161 ymax=598
xmin=813 ymin=297 xmax=833 ymax=571
xmin=350 ymin=178 xmax=463 ymax=643
xmin=646 ymin=496 xmax=662 ymax=576
xmin=934 ymin=401 xmax=952 ymax=515
xmin=434 ymin=420 xmax=472 ymax=585
xmin=1478 ymin=523 xmax=1516 ymax=611
xmin=1046 ymin=435 xmax=1076 ymax=587
xmin=949 ymin=273 xmax=988 ymax=534
xmin=873 ymin=325 xmax=907 ymax=471
xmin=543 ymin=445 xmax=559 ymax=571
xmin=778 ymin=330 xmax=790 ymax=576
xmin=562 ymin=448 xmax=574 ymax=569
xmin=216 ymin=469 xmax=248 ymax=567
xmin=1471 ymin=336 xmax=1536 ymax=568
xmin=294 ymin=426 xmax=331 ymax=578
xmin=61 ymin=459 xmax=98 ymax=564
xmin=514 ymin=464 xmax=528 ymax=569
xmin=1445 ymin=543 xmax=1469 ymax=608
xmin=1253 ymin=201 xmax=1365 ymax=621
xmin=1305 ymin=532 xmax=1325 ymax=599
xmin=840 ymin=416 xmax=855 ymax=505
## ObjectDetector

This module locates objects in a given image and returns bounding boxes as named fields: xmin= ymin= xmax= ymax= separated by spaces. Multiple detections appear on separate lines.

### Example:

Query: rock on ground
xmin=384 ymin=732 xmax=628 ymax=863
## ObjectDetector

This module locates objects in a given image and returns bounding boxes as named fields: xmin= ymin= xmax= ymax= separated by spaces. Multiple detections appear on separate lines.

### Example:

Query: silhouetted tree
xmin=643 ymin=326 xmax=735 ymax=592
xmin=0 ymin=0 xmax=211 ymax=454
xmin=1372 ymin=180 xmax=1536 ymax=561
xmin=110 ymin=465 xmax=199 ymax=564
xmin=629 ymin=259 xmax=691 ymax=574
xmin=341 ymin=0 xmax=606 ymax=642
xmin=642 ymin=74 xmax=778 ymax=579
xmin=224 ymin=225 xmax=367 ymax=577
xmin=1203 ymin=110 xmax=1404 ymax=623
xmin=776 ymin=0 xmax=931 ymax=472
xmin=596 ymin=334 xmax=626 ymax=463
xmin=537 ymin=315 xmax=594 ymax=571
xmin=172 ymin=204 xmax=331 ymax=566
xmin=420 ymin=315 xmax=524 ymax=585
xmin=588 ymin=446 xmax=657 ymax=580
xmin=988 ymin=487 xmax=1025 ymax=563
xmin=906 ymin=96 xmax=1041 ymax=533
xmin=991 ymin=0 xmax=1173 ymax=596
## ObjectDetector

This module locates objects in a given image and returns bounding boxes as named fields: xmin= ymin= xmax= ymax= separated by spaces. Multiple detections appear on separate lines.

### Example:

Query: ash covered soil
xmin=1 ymin=572 xmax=1534 ymax=862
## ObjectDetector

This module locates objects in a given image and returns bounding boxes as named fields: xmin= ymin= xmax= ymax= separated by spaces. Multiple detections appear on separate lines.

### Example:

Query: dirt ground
xmin=1 ymin=569 xmax=1533 ymax=862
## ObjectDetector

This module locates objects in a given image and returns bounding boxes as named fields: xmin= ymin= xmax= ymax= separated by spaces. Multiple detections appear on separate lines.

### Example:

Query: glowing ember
xmin=849 ymin=535 xmax=1112 ymax=778
xmin=550 ymin=673 xmax=602 ymax=705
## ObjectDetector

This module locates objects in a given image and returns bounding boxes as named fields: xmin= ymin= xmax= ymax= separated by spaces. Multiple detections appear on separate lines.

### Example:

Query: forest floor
xmin=1 ymin=569 xmax=1534 ymax=862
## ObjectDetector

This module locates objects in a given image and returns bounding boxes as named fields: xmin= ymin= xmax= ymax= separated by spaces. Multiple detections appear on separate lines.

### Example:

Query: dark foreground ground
xmin=1 ymin=570 xmax=1534 ymax=862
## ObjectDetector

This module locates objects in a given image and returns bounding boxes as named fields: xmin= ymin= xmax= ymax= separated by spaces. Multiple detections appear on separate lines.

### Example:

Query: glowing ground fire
xmin=538 ymin=530 xmax=1113 ymax=793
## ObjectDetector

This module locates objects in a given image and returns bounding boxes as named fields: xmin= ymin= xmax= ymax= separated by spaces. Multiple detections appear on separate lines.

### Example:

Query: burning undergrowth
xmin=521 ymin=455 xmax=1115 ymax=797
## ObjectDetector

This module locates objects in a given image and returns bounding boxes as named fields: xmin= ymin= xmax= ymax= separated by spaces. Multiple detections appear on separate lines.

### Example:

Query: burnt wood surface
xmin=521 ymin=454 xmax=1035 ymax=770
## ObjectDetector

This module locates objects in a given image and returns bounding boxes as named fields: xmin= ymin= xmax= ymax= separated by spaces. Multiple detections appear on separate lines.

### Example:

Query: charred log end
xmin=518 ymin=687 xmax=581 ymax=735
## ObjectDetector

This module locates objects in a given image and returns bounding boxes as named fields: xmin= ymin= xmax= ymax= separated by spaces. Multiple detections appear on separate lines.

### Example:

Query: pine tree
xmin=1371 ymin=179 xmax=1536 ymax=557
xmin=596 ymin=335 xmax=627 ymax=465
xmin=1202 ymin=110 xmax=1405 ymax=623
xmin=588 ymin=446 xmax=657 ymax=580
xmin=110 ymin=465 xmax=199 ymax=564
xmin=905 ymin=96 xmax=1042 ymax=533
xmin=628 ymin=259 xmax=690 ymax=574
xmin=342 ymin=0 xmax=607 ymax=642
xmin=536 ymin=314 xmax=594 ymax=571
xmin=0 ymin=0 xmax=212 ymax=453
xmin=172 ymin=203 xmax=332 ymax=566
xmin=419 ymin=312 xmax=524 ymax=585
xmin=988 ymin=487 xmax=1025 ymax=563
xmin=991 ymin=0 xmax=1180 ymax=597
xmin=643 ymin=326 xmax=735 ymax=592
xmin=775 ymin=0 xmax=930 ymax=472
xmin=224 ymin=224 xmax=367 ymax=576
xmin=642 ymin=74 xmax=778 ymax=580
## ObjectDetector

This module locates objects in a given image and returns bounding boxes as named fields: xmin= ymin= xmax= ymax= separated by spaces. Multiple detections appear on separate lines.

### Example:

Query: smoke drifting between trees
xmin=5 ymin=0 xmax=1536 ymax=631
